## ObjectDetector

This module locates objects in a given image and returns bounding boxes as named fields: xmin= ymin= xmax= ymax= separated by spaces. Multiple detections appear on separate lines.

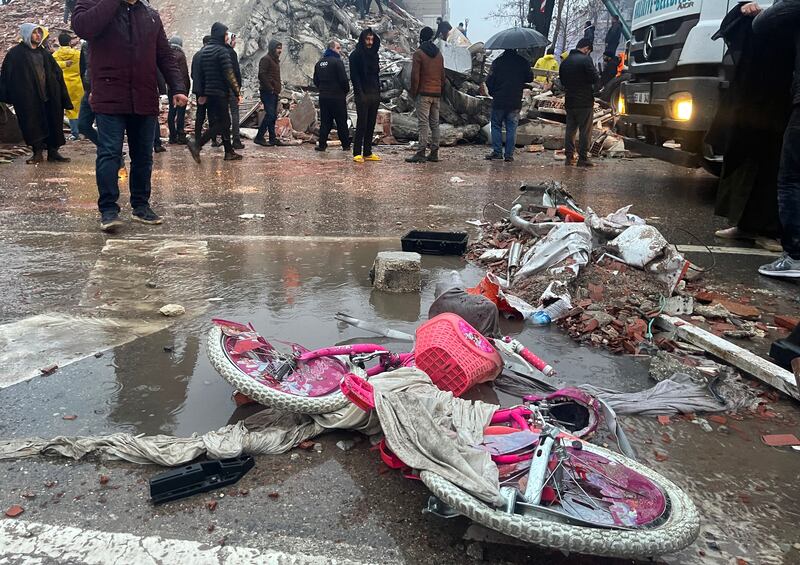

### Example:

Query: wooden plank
xmin=656 ymin=315 xmax=799 ymax=400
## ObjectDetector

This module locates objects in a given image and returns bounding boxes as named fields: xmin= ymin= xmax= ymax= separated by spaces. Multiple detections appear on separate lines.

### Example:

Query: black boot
xmin=47 ymin=148 xmax=70 ymax=162
xmin=405 ymin=149 xmax=427 ymax=163
xmin=224 ymin=151 xmax=243 ymax=161
xmin=26 ymin=147 xmax=44 ymax=164
xmin=253 ymin=136 xmax=268 ymax=147
xmin=426 ymin=148 xmax=439 ymax=162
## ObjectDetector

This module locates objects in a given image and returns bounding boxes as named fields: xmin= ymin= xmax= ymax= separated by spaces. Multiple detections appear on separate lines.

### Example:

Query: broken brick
xmin=581 ymin=319 xmax=600 ymax=334
xmin=577 ymin=299 xmax=593 ymax=309
xmin=268 ymin=492 xmax=280 ymax=499
xmin=761 ymin=434 xmax=800 ymax=447
xmin=708 ymin=415 xmax=727 ymax=425
xmin=773 ymin=315 xmax=799 ymax=331
xmin=661 ymin=433 xmax=672 ymax=444
xmin=62 ymin=415 xmax=77 ymax=421
xmin=657 ymin=415 xmax=671 ymax=426
xmin=4 ymin=505 xmax=24 ymax=518
xmin=711 ymin=322 xmax=737 ymax=333
xmin=713 ymin=299 xmax=761 ymax=320
xmin=694 ymin=291 xmax=715 ymax=304
xmin=39 ymin=364 xmax=58 ymax=375
xmin=298 ymin=440 xmax=315 ymax=450
xmin=206 ymin=500 xmax=218 ymax=511
xmin=653 ymin=451 xmax=669 ymax=462
xmin=99 ymin=475 xmax=109 ymax=485
xmin=588 ymin=283 xmax=604 ymax=302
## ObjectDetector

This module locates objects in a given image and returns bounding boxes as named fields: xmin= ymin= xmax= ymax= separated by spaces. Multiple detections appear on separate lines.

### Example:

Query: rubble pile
xmin=465 ymin=181 xmax=792 ymax=359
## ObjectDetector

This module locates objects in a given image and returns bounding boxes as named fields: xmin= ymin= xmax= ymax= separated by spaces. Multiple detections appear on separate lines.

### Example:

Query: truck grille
xmin=630 ymin=15 xmax=700 ymax=73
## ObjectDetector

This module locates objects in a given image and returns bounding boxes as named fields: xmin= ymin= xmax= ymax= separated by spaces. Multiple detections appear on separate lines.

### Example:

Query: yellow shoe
xmin=364 ymin=153 xmax=381 ymax=162
xmin=353 ymin=155 xmax=365 ymax=163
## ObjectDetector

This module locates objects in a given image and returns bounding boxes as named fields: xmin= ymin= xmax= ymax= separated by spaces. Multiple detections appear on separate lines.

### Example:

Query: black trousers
xmin=195 ymin=99 xmax=207 ymax=142
xmin=565 ymin=106 xmax=593 ymax=161
xmin=353 ymin=94 xmax=379 ymax=157
xmin=198 ymin=95 xmax=232 ymax=152
xmin=318 ymin=97 xmax=351 ymax=148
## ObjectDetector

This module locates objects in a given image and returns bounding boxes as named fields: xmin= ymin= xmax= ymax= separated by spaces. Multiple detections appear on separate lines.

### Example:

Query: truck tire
xmin=420 ymin=440 xmax=699 ymax=559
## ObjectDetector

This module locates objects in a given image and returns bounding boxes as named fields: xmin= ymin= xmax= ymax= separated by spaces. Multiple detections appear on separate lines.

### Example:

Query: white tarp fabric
xmin=437 ymin=40 xmax=472 ymax=74
xmin=515 ymin=223 xmax=592 ymax=280
xmin=0 ymin=369 xmax=503 ymax=505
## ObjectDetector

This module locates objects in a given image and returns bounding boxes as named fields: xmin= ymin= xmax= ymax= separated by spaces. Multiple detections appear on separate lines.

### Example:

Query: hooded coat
xmin=194 ymin=22 xmax=240 ymax=98
xmin=72 ymin=0 xmax=185 ymax=115
xmin=313 ymin=48 xmax=349 ymax=100
xmin=258 ymin=40 xmax=282 ymax=95
xmin=169 ymin=37 xmax=191 ymax=97
xmin=349 ymin=29 xmax=381 ymax=99
xmin=0 ymin=24 xmax=72 ymax=149
xmin=533 ymin=53 xmax=559 ymax=84
xmin=53 ymin=43 xmax=84 ymax=120
xmin=410 ymin=40 xmax=445 ymax=98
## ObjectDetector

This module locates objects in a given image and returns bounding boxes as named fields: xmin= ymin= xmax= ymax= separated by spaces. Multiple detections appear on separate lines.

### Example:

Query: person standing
xmin=583 ymin=21 xmax=595 ymax=45
xmin=406 ymin=26 xmax=444 ymax=163
xmin=167 ymin=36 xmax=190 ymax=145
xmin=186 ymin=22 xmax=242 ymax=162
xmin=0 ymin=24 xmax=73 ymax=164
xmin=313 ymin=40 xmax=351 ymax=152
xmin=226 ymin=33 xmax=244 ymax=150
xmin=604 ymin=15 xmax=623 ymax=58
xmin=53 ymin=33 xmax=83 ymax=140
xmin=749 ymin=0 xmax=800 ymax=278
xmin=72 ymin=0 xmax=188 ymax=231
xmin=559 ymin=38 xmax=599 ymax=167
xmin=77 ymin=40 xmax=98 ymax=144
xmin=485 ymin=48 xmax=533 ymax=162
xmin=349 ymin=28 xmax=382 ymax=163
xmin=533 ymin=47 xmax=560 ymax=84
xmin=254 ymin=39 xmax=282 ymax=147
xmin=191 ymin=35 xmax=211 ymax=145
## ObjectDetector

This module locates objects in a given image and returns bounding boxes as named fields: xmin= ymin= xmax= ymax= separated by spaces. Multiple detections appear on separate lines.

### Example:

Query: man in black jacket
xmin=485 ymin=49 xmax=533 ymax=162
xmin=191 ymin=35 xmax=211 ymax=145
xmin=349 ymin=28 xmax=382 ymax=162
xmin=604 ymin=15 xmax=622 ymax=57
xmin=749 ymin=0 xmax=800 ymax=278
xmin=313 ymin=40 xmax=351 ymax=152
xmin=559 ymin=38 xmax=599 ymax=167
xmin=187 ymin=22 xmax=242 ymax=162
xmin=226 ymin=33 xmax=244 ymax=150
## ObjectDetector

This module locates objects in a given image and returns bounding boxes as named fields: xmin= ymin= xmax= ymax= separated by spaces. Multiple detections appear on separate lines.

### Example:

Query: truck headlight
xmin=670 ymin=94 xmax=693 ymax=121
xmin=617 ymin=95 xmax=626 ymax=115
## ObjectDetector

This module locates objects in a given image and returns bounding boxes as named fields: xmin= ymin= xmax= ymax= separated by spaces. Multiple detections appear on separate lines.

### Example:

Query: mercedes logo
xmin=643 ymin=26 xmax=657 ymax=61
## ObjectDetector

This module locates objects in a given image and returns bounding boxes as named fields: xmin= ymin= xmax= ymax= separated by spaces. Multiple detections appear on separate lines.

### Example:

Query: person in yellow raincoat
xmin=533 ymin=48 xmax=560 ymax=84
xmin=53 ymin=32 xmax=84 ymax=140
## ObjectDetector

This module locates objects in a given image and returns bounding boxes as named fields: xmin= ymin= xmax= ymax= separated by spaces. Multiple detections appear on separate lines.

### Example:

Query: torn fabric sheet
xmin=582 ymin=373 xmax=727 ymax=416
xmin=0 ymin=369 xmax=502 ymax=506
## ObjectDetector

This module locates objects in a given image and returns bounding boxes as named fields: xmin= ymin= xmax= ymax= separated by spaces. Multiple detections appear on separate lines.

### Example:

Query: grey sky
xmin=450 ymin=0 xmax=507 ymax=43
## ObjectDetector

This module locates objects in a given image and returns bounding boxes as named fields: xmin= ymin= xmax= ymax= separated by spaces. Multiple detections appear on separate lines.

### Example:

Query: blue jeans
xmin=491 ymin=108 xmax=519 ymax=158
xmin=95 ymin=113 xmax=156 ymax=215
xmin=778 ymin=106 xmax=800 ymax=259
xmin=256 ymin=92 xmax=278 ymax=141
xmin=77 ymin=92 xmax=98 ymax=145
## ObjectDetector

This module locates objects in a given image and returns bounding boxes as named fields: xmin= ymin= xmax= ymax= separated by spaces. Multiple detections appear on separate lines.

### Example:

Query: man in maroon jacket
xmin=72 ymin=0 xmax=188 ymax=232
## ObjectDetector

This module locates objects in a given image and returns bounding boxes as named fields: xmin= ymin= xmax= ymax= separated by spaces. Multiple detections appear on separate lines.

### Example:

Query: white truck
xmin=618 ymin=0 xmax=773 ymax=175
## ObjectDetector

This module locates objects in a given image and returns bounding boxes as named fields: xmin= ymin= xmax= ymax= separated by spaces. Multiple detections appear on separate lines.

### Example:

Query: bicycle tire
xmin=420 ymin=441 xmax=699 ymax=558
xmin=207 ymin=325 xmax=353 ymax=414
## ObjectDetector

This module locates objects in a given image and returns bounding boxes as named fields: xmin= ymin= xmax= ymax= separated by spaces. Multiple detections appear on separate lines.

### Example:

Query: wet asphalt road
xmin=0 ymin=141 xmax=799 ymax=565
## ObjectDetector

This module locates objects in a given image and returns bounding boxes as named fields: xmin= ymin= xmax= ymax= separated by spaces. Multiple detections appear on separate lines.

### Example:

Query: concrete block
xmin=372 ymin=251 xmax=421 ymax=293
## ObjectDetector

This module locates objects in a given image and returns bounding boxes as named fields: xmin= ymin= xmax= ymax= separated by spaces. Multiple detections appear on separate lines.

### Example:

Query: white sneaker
xmin=758 ymin=254 xmax=800 ymax=279
xmin=714 ymin=226 xmax=755 ymax=240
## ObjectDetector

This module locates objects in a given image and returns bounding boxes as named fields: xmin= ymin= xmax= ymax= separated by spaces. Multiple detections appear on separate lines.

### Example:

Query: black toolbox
xmin=401 ymin=230 xmax=468 ymax=256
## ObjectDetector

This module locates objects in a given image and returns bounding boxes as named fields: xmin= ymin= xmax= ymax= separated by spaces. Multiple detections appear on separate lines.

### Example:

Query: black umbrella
xmin=484 ymin=27 xmax=550 ymax=50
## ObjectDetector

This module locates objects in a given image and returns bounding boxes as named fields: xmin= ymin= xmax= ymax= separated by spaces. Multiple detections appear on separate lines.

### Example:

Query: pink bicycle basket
xmin=414 ymin=313 xmax=503 ymax=396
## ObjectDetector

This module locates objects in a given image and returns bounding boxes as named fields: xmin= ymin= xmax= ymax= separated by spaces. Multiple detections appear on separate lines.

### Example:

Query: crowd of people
xmin=0 ymin=0 xmax=796 ymax=280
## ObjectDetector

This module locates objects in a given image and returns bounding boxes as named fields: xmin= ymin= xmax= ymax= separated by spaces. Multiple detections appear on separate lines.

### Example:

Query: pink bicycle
xmin=207 ymin=313 xmax=555 ymax=414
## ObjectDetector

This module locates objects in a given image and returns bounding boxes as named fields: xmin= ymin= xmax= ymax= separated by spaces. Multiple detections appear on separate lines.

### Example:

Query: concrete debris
xmin=371 ymin=251 xmax=421 ymax=293
xmin=159 ymin=304 xmax=186 ymax=317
